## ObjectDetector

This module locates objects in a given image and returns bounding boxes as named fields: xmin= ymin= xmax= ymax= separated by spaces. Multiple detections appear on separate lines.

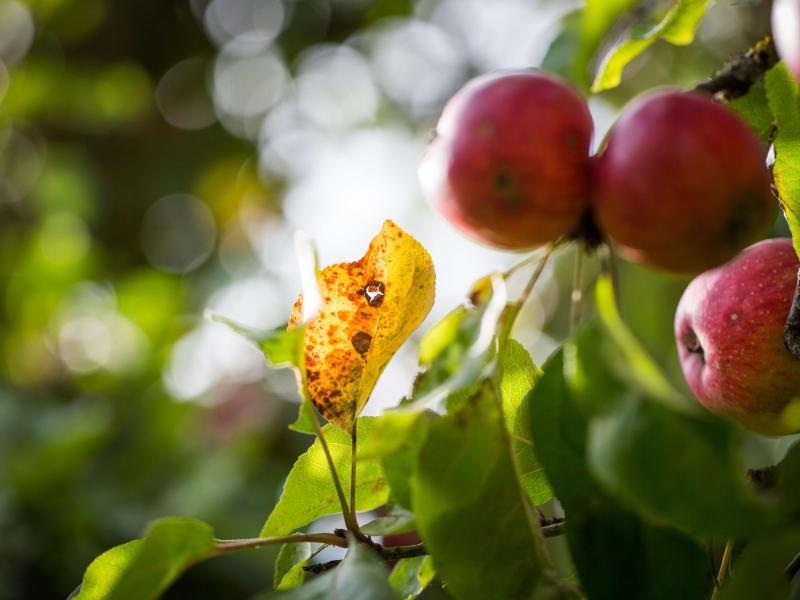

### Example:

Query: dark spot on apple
xmin=684 ymin=328 xmax=705 ymax=363
xmin=493 ymin=172 xmax=524 ymax=211
xmin=351 ymin=331 xmax=372 ymax=355
xmin=476 ymin=121 xmax=493 ymax=137
xmin=562 ymin=130 xmax=579 ymax=149
xmin=363 ymin=280 xmax=385 ymax=307
xmin=495 ymin=172 xmax=514 ymax=191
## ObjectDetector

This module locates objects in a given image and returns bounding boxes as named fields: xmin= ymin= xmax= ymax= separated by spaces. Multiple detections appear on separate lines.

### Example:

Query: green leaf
xmin=776 ymin=440 xmax=800 ymax=517
xmin=71 ymin=518 xmax=217 ymax=600
xmin=274 ymin=538 xmax=399 ymax=599
xmin=729 ymin=83 xmax=774 ymax=143
xmin=261 ymin=417 xmax=389 ymax=537
xmin=361 ymin=506 xmax=417 ymax=536
xmin=577 ymin=0 xmax=637 ymax=85
xmin=587 ymin=393 xmax=778 ymax=537
xmin=207 ymin=312 xmax=305 ymax=369
xmin=719 ymin=531 xmax=800 ymax=599
xmin=406 ymin=274 xmax=508 ymax=411
xmin=388 ymin=557 xmax=433 ymax=600
xmin=594 ymin=276 xmax=691 ymax=413
xmin=766 ymin=62 xmax=800 ymax=257
xmin=528 ymin=349 xmax=713 ymax=599
xmin=411 ymin=385 xmax=573 ymax=600
xmin=499 ymin=339 xmax=552 ymax=506
xmin=592 ymin=0 xmax=712 ymax=92
xmin=274 ymin=542 xmax=312 ymax=591
xmin=289 ymin=400 xmax=317 ymax=435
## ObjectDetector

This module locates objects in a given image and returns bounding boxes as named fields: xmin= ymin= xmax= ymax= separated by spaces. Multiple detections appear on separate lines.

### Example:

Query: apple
xmin=675 ymin=238 xmax=800 ymax=436
xmin=592 ymin=90 xmax=774 ymax=273
xmin=419 ymin=71 xmax=594 ymax=250
xmin=773 ymin=0 xmax=800 ymax=80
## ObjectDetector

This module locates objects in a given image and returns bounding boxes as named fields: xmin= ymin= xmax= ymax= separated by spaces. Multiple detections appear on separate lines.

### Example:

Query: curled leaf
xmin=290 ymin=220 xmax=435 ymax=432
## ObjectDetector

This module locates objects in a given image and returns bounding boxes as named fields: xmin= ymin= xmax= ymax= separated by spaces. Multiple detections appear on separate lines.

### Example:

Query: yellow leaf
xmin=289 ymin=220 xmax=436 ymax=432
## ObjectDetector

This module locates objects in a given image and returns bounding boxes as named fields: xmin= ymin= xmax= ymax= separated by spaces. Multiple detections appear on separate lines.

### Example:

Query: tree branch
xmin=301 ymin=517 xmax=567 ymax=574
xmin=694 ymin=36 xmax=779 ymax=101
xmin=215 ymin=532 xmax=348 ymax=553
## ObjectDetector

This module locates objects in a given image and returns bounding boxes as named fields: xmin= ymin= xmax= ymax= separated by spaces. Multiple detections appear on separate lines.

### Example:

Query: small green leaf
xmin=71 ymin=518 xmax=217 ymax=600
xmin=766 ymin=62 xmax=800 ymax=257
xmin=206 ymin=312 xmax=305 ymax=369
xmin=288 ymin=400 xmax=317 ymax=436
xmin=592 ymin=0 xmax=712 ymax=92
xmin=274 ymin=538 xmax=399 ymax=599
xmin=388 ymin=557 xmax=432 ymax=600
xmin=577 ymin=0 xmax=637 ymax=85
xmin=274 ymin=542 xmax=312 ymax=591
xmin=411 ymin=385 xmax=573 ymax=600
xmin=499 ymin=339 xmax=552 ymax=506
xmin=361 ymin=507 xmax=417 ymax=537
xmin=261 ymin=417 xmax=389 ymax=537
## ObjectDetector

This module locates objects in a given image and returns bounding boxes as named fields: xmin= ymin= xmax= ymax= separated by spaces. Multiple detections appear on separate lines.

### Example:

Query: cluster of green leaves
xmin=71 ymin=268 xmax=800 ymax=599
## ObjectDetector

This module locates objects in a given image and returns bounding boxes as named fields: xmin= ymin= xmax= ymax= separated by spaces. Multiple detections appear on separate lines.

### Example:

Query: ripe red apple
xmin=592 ymin=90 xmax=774 ymax=273
xmin=773 ymin=0 xmax=800 ymax=80
xmin=675 ymin=238 xmax=800 ymax=436
xmin=419 ymin=71 xmax=594 ymax=250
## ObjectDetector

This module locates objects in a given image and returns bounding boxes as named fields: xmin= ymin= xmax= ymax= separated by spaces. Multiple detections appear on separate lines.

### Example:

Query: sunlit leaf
xmin=207 ymin=312 xmax=306 ymax=369
xmin=290 ymin=220 xmax=435 ymax=432
xmin=499 ymin=339 xmax=552 ymax=506
xmin=592 ymin=0 xmax=713 ymax=92
xmin=405 ymin=273 xmax=507 ymax=411
xmin=766 ymin=62 xmax=800 ymax=257
xmin=411 ymin=384 xmax=575 ymax=600
xmin=274 ymin=542 xmax=312 ymax=591
xmin=273 ymin=537 xmax=398 ymax=599
xmin=70 ymin=518 xmax=217 ymax=600
xmin=261 ymin=417 xmax=389 ymax=537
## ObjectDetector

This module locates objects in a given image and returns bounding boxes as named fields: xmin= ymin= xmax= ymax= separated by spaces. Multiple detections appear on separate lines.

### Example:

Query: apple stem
xmin=570 ymin=245 xmax=585 ymax=331
xmin=785 ymin=267 xmax=800 ymax=360
xmin=695 ymin=36 xmax=778 ymax=101
xmin=711 ymin=539 xmax=734 ymax=599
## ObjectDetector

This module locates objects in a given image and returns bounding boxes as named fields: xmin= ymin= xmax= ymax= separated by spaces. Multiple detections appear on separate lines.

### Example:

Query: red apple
xmin=773 ymin=0 xmax=800 ymax=80
xmin=592 ymin=90 xmax=774 ymax=273
xmin=419 ymin=71 xmax=594 ymax=250
xmin=675 ymin=238 xmax=800 ymax=436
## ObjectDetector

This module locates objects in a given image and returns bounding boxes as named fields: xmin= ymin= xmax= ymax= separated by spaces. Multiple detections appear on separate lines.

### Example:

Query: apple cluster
xmin=419 ymin=71 xmax=775 ymax=274
xmin=421 ymin=71 xmax=800 ymax=437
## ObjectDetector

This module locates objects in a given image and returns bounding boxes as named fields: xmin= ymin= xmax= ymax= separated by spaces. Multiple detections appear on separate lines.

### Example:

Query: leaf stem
xmin=503 ymin=241 xmax=559 ymax=335
xmin=215 ymin=533 xmax=347 ymax=553
xmin=349 ymin=420 xmax=362 ymax=536
xmin=570 ymin=244 xmax=585 ymax=332
xmin=303 ymin=392 xmax=359 ymax=533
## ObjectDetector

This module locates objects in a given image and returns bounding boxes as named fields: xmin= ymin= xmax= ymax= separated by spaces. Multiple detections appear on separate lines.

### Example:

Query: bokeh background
xmin=0 ymin=1 xmax=781 ymax=598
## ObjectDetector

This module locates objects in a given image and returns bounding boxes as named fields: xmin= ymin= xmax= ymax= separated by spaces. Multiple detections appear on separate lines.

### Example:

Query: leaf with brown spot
xmin=290 ymin=220 xmax=436 ymax=432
